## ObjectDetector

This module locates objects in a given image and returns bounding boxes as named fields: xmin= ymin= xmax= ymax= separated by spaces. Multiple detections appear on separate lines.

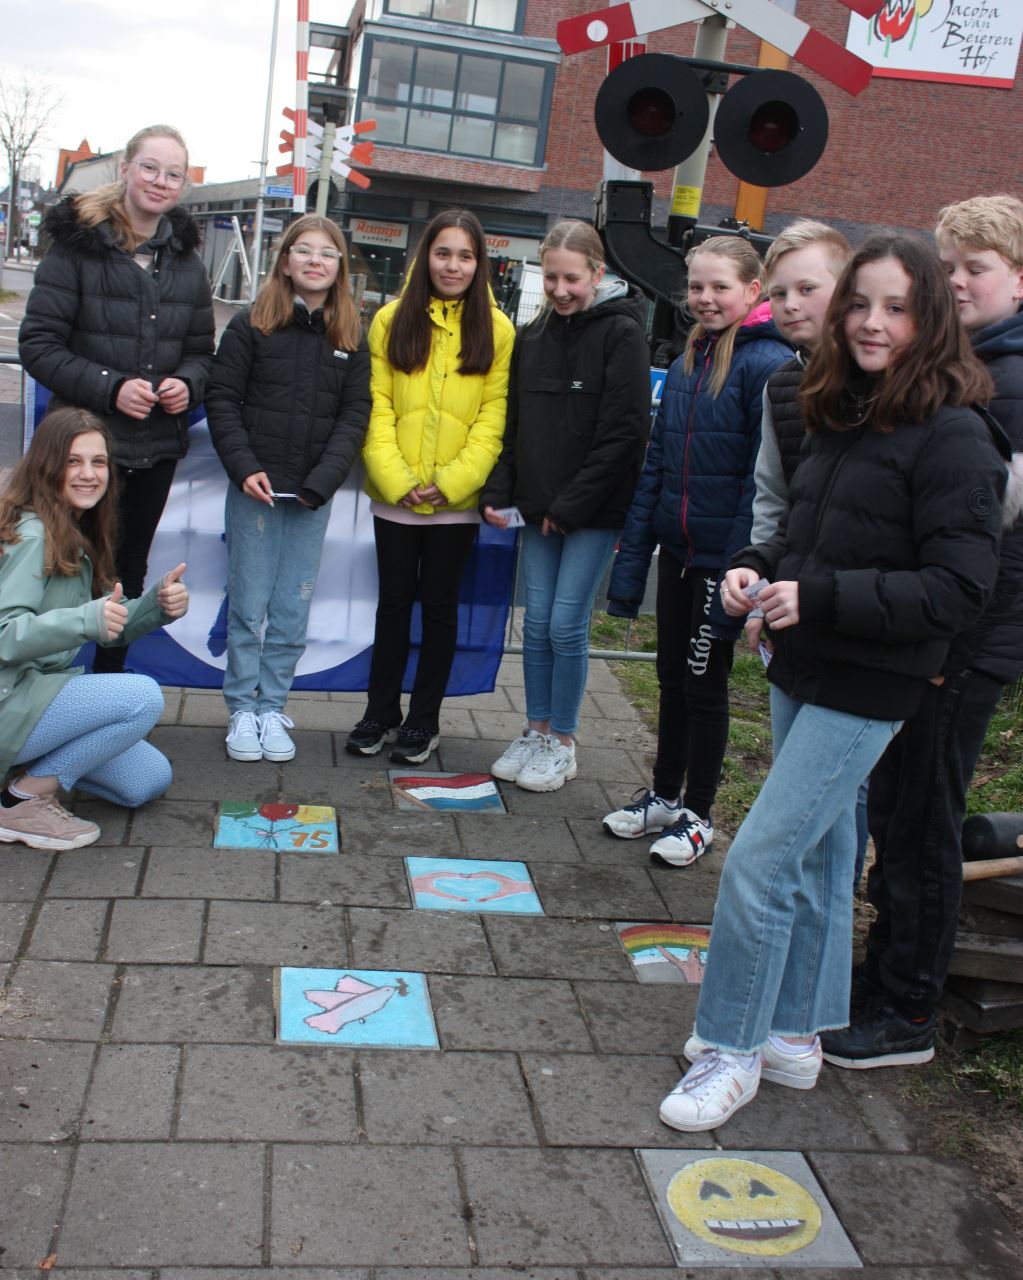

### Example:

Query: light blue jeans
xmin=15 ymin=674 xmax=170 ymax=807
xmin=223 ymin=485 xmax=332 ymax=714
xmin=520 ymin=524 xmax=619 ymax=737
xmin=694 ymin=687 xmax=902 ymax=1052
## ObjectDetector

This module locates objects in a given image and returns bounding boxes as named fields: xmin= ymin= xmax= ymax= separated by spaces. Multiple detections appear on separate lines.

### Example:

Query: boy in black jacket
xmin=823 ymin=195 xmax=1023 ymax=1069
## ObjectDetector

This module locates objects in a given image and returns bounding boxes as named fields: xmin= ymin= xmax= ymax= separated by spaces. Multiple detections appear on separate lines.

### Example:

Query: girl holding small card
xmin=481 ymin=220 xmax=650 ymax=792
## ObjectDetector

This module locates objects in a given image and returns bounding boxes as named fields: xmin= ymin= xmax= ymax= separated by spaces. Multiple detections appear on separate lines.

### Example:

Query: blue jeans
xmin=15 ymin=674 xmax=170 ymax=807
xmin=520 ymin=524 xmax=619 ymax=736
xmin=223 ymin=485 xmax=332 ymax=714
xmin=694 ymin=688 xmax=902 ymax=1052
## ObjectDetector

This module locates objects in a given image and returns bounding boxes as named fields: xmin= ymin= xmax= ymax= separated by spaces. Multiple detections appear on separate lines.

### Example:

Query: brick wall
xmin=535 ymin=0 xmax=1022 ymax=240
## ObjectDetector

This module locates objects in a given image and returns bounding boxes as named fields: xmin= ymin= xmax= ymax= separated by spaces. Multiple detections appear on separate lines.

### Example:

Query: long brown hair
xmin=682 ymin=236 xmax=764 ymax=398
xmin=387 ymin=209 xmax=494 ymax=375
xmin=75 ymin=124 xmax=188 ymax=255
xmin=801 ymin=233 xmax=993 ymax=434
xmin=0 ymin=408 xmax=119 ymax=593
xmin=250 ymin=214 xmax=361 ymax=351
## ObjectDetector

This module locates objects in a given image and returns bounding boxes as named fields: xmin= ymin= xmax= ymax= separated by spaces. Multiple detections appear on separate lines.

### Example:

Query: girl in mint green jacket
xmin=0 ymin=408 xmax=189 ymax=851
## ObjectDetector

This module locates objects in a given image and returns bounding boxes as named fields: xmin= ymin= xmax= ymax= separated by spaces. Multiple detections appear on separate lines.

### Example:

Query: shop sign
xmin=350 ymin=217 xmax=409 ymax=249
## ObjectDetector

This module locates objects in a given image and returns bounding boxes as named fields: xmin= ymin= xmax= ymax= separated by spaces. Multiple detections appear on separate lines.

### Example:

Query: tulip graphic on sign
xmin=872 ymin=0 xmax=933 ymax=46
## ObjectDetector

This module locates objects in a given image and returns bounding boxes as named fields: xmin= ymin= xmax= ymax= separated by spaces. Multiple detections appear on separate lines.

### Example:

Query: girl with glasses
xmin=346 ymin=209 xmax=515 ymax=767
xmin=20 ymin=124 xmax=214 ymax=677
xmin=206 ymin=215 xmax=371 ymax=763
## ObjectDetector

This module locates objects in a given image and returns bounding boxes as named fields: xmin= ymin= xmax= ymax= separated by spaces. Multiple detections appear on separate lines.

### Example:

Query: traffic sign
xmin=558 ymin=0 xmax=889 ymax=96
xmin=265 ymin=184 xmax=293 ymax=197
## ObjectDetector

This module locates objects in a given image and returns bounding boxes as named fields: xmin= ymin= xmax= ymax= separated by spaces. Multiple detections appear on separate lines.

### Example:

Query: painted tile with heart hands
xmin=407 ymin=856 xmax=543 ymax=915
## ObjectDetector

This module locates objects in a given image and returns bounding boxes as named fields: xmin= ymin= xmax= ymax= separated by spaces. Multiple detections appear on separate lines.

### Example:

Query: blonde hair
xmin=764 ymin=218 xmax=850 ymax=281
xmin=531 ymin=219 xmax=608 ymax=324
xmin=683 ymin=236 xmax=764 ymax=397
xmin=74 ymin=124 xmax=189 ymax=254
xmin=251 ymin=214 xmax=361 ymax=351
xmin=540 ymin=219 xmax=605 ymax=273
xmin=935 ymin=194 xmax=1023 ymax=270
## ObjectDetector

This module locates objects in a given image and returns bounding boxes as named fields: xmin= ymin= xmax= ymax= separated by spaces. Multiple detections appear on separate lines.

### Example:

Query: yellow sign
xmin=671 ymin=185 xmax=701 ymax=218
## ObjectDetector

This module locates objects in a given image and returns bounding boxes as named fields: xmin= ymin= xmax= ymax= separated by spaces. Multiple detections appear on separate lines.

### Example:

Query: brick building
xmin=319 ymin=0 xmax=1020 ymax=284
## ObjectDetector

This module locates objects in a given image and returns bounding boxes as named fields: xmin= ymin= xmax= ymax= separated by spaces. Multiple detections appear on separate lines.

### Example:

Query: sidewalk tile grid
xmin=0 ymin=657 xmax=1020 ymax=1271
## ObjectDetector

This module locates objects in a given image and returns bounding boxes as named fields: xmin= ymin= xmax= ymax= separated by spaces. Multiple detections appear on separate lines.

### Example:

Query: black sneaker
xmin=389 ymin=726 xmax=440 ymax=766
xmin=821 ymin=1005 xmax=936 ymax=1069
xmin=345 ymin=718 xmax=399 ymax=757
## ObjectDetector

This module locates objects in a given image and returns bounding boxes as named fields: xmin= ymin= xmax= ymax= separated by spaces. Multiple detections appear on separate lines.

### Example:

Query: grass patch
xmin=0 ymin=289 xmax=18 ymax=303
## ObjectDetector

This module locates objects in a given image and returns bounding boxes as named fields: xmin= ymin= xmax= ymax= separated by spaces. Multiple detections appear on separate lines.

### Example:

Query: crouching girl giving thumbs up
xmin=0 ymin=408 xmax=190 ymax=851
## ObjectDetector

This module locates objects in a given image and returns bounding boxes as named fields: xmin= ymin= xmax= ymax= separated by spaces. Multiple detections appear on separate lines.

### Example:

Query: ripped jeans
xmin=222 ymin=483 xmax=332 ymax=713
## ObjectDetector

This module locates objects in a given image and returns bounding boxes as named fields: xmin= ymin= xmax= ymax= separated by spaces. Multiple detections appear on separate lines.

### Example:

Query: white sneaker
xmin=491 ymin=728 xmax=545 ymax=781
xmin=602 ymin=789 xmax=681 ymax=839
xmin=515 ymin=737 xmax=577 ymax=792
xmin=659 ymin=1051 xmax=760 ymax=1132
xmin=650 ymin=808 xmax=713 ymax=867
xmin=685 ymin=1032 xmax=822 ymax=1091
xmin=259 ymin=710 xmax=296 ymax=762
xmin=226 ymin=710 xmax=263 ymax=762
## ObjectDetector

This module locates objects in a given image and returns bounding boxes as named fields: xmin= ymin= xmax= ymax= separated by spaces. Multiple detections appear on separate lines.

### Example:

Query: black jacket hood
xmin=44 ymin=194 xmax=202 ymax=256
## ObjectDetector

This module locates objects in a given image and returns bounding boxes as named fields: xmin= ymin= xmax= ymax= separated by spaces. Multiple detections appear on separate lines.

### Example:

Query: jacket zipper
xmin=680 ymin=341 xmax=713 ymax=564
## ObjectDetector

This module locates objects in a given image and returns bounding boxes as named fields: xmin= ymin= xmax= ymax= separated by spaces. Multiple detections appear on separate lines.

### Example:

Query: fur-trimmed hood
xmin=44 ymin=194 xmax=202 ymax=256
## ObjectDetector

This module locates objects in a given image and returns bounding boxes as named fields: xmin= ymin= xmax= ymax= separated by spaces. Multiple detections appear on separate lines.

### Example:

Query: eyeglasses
xmin=133 ymin=159 xmax=188 ymax=189
xmin=289 ymin=244 xmax=341 ymax=262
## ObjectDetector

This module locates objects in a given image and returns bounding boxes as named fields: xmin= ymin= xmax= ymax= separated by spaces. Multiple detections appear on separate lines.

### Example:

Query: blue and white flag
xmin=29 ymin=387 xmax=518 ymax=694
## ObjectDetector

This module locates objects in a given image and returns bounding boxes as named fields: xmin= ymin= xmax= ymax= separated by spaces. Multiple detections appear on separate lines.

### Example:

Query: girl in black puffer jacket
xmin=480 ymin=220 xmax=650 ymax=793
xmin=206 ymin=215 xmax=370 ymax=764
xmin=657 ymin=235 xmax=1007 ymax=1136
xmin=19 ymin=124 xmax=214 ymax=676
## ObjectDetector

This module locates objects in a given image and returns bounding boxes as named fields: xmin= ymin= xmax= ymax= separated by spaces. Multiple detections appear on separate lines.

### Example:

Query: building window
xmin=360 ymin=37 xmax=548 ymax=166
xmin=384 ymin=0 xmax=520 ymax=34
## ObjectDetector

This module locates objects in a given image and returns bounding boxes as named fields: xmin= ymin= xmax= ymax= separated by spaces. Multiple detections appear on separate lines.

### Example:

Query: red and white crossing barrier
xmin=558 ymin=0 xmax=888 ymax=96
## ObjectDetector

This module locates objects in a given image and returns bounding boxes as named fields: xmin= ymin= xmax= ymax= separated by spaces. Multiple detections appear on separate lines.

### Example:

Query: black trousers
xmin=865 ymin=669 xmax=1005 ymax=1016
xmin=364 ymin=517 xmax=477 ymax=733
xmin=92 ymin=459 xmax=178 ymax=675
xmin=651 ymin=549 xmax=734 ymax=819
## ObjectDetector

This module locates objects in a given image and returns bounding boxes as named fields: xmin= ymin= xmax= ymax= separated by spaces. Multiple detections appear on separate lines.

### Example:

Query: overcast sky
xmin=1 ymin=0 xmax=343 ymax=187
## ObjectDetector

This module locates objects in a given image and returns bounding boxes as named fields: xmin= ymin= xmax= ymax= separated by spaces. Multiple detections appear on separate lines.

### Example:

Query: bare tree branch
xmin=0 ymin=71 xmax=62 ymax=281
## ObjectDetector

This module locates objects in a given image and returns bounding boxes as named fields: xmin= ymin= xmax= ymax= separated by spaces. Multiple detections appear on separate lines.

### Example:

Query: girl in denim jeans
xmin=480 ymin=221 xmax=650 ymax=792
xmin=207 ymin=216 xmax=371 ymax=763
xmin=659 ymin=235 xmax=1010 ymax=1133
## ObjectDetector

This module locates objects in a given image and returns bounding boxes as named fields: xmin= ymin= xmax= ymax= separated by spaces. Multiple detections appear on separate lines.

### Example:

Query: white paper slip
xmin=492 ymin=506 xmax=525 ymax=527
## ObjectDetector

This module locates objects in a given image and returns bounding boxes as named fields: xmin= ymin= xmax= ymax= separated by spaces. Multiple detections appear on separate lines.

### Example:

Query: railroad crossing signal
xmin=560 ymin=0 xmax=887 ymax=188
xmin=278 ymin=108 xmax=377 ymax=192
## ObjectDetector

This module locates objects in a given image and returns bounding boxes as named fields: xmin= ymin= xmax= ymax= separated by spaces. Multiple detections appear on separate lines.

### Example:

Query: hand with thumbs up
xmin=102 ymin=582 xmax=129 ymax=640
xmin=157 ymin=563 xmax=189 ymax=620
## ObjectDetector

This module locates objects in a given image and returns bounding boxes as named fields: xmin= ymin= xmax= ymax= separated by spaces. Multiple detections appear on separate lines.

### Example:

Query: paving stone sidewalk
xmin=1 ymin=657 xmax=1020 ymax=1278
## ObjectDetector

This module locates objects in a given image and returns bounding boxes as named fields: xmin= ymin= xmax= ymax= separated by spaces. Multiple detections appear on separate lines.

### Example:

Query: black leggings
xmin=92 ymin=459 xmax=178 ymax=675
xmin=364 ymin=517 xmax=477 ymax=733
xmin=651 ymin=549 xmax=734 ymax=819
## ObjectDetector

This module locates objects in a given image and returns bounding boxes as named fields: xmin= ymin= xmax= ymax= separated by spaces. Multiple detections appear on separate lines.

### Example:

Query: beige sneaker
xmin=0 ymin=793 xmax=101 ymax=851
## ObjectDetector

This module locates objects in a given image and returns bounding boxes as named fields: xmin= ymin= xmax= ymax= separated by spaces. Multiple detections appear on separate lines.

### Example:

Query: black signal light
xmin=713 ymin=69 xmax=828 ymax=187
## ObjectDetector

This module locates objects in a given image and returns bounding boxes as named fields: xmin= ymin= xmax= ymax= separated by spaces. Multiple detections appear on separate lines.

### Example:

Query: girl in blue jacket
xmin=604 ymin=236 xmax=790 ymax=866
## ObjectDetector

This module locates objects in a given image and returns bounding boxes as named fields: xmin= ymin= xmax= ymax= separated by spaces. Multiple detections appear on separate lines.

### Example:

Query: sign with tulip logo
xmin=846 ymin=1 xmax=1022 ymax=88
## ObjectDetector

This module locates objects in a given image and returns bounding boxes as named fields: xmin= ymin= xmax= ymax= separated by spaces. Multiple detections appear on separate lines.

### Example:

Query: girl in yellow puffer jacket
xmin=347 ymin=209 xmax=515 ymax=767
